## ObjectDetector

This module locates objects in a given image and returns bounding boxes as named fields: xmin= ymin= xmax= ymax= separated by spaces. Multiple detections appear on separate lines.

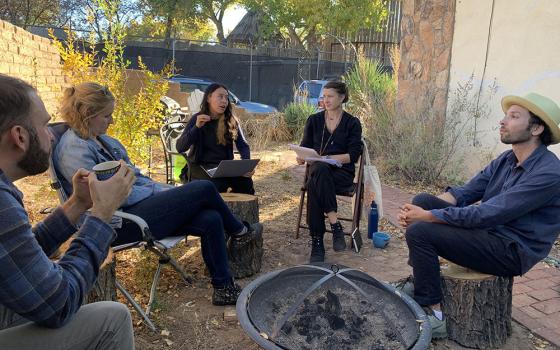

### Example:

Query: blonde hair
xmin=59 ymin=82 xmax=115 ymax=139
xmin=216 ymin=115 xmax=238 ymax=146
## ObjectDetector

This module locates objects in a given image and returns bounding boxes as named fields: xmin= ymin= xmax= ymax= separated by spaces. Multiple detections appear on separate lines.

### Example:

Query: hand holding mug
xmin=89 ymin=160 xmax=135 ymax=222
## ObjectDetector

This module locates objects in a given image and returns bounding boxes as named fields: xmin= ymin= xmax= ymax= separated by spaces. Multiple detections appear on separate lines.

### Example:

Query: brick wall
xmin=0 ymin=20 xmax=66 ymax=115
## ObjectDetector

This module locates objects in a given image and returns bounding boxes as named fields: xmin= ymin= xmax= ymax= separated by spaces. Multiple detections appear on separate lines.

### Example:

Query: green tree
xmin=125 ymin=13 xmax=215 ymax=41
xmin=0 ymin=0 xmax=60 ymax=28
xmin=52 ymin=0 xmax=172 ymax=164
xmin=196 ymin=0 xmax=238 ymax=44
xmin=242 ymin=0 xmax=388 ymax=50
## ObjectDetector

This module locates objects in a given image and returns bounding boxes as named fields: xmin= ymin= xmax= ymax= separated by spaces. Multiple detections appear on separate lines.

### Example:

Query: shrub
xmin=283 ymin=102 xmax=316 ymax=141
xmin=50 ymin=0 xmax=172 ymax=166
xmin=346 ymin=54 xmax=496 ymax=186
xmin=243 ymin=113 xmax=291 ymax=150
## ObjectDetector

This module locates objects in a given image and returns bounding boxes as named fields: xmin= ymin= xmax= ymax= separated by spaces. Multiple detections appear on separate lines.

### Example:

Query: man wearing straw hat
xmin=398 ymin=93 xmax=560 ymax=339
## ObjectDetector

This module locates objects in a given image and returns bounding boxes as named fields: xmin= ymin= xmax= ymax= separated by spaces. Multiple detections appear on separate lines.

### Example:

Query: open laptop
xmin=203 ymin=159 xmax=260 ymax=178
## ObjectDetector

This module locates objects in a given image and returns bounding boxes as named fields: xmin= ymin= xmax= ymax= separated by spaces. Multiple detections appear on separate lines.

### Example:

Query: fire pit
xmin=237 ymin=264 xmax=431 ymax=350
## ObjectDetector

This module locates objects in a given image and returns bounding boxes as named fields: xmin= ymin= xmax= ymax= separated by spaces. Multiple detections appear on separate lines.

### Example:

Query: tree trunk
xmin=221 ymin=193 xmax=263 ymax=278
xmin=221 ymin=192 xmax=259 ymax=224
xmin=86 ymin=249 xmax=117 ymax=304
xmin=440 ymin=262 xmax=513 ymax=349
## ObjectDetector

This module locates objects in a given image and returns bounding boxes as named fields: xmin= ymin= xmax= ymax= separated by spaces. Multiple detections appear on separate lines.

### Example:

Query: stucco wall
xmin=447 ymin=0 xmax=560 ymax=172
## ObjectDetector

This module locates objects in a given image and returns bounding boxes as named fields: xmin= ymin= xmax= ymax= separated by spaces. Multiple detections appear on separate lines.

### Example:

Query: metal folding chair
xmin=48 ymin=122 xmax=192 ymax=331
xmin=159 ymin=122 xmax=188 ymax=185
xmin=294 ymin=144 xmax=365 ymax=252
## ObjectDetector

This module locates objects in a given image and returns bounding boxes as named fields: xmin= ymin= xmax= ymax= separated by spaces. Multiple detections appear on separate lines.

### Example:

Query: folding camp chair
xmin=294 ymin=144 xmax=365 ymax=252
xmin=47 ymin=122 xmax=192 ymax=331
xmin=159 ymin=122 xmax=188 ymax=185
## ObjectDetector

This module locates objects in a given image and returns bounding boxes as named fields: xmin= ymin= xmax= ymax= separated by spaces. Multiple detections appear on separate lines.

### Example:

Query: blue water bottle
xmin=368 ymin=200 xmax=378 ymax=239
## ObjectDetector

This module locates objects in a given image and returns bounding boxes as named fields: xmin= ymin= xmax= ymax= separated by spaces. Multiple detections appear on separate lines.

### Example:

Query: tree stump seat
xmin=86 ymin=249 xmax=117 ymax=303
xmin=53 ymin=237 xmax=117 ymax=304
xmin=220 ymin=193 xmax=263 ymax=278
xmin=440 ymin=261 xmax=513 ymax=349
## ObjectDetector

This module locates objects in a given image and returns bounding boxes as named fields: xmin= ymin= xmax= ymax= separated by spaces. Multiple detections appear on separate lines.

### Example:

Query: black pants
xmin=406 ymin=193 xmax=523 ymax=306
xmin=189 ymin=162 xmax=255 ymax=195
xmin=306 ymin=162 xmax=353 ymax=235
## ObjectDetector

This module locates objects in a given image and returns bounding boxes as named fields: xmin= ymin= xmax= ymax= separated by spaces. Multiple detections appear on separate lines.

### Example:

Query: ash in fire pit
xmin=274 ymin=286 xmax=406 ymax=350
xmin=238 ymin=265 xmax=431 ymax=350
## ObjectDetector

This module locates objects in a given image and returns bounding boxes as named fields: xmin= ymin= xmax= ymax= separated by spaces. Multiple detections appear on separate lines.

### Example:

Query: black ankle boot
xmin=309 ymin=232 xmax=325 ymax=263
xmin=330 ymin=221 xmax=346 ymax=251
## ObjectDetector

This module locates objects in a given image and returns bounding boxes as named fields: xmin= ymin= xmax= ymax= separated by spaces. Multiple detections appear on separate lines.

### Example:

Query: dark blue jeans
xmin=405 ymin=193 xmax=522 ymax=306
xmin=115 ymin=180 xmax=245 ymax=287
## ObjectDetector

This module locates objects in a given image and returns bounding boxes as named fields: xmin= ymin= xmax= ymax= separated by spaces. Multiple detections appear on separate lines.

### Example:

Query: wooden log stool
xmin=440 ymin=261 xmax=513 ymax=349
xmin=55 ymin=238 xmax=117 ymax=303
xmin=86 ymin=249 xmax=117 ymax=303
xmin=221 ymin=193 xmax=263 ymax=278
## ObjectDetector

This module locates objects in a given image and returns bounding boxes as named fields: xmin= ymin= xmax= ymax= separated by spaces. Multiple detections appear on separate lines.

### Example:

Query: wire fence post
xmin=316 ymin=48 xmax=320 ymax=79
xmin=249 ymin=40 xmax=253 ymax=101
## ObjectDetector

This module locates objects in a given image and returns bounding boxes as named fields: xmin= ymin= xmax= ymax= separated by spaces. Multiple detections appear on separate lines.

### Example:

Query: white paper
xmin=289 ymin=144 xmax=320 ymax=159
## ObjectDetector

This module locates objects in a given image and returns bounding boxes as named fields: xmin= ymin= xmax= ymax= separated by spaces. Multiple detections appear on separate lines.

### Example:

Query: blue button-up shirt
xmin=431 ymin=145 xmax=560 ymax=274
xmin=0 ymin=170 xmax=115 ymax=329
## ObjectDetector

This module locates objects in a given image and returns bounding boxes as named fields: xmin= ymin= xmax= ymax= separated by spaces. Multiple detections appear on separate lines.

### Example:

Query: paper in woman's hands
xmin=289 ymin=144 xmax=342 ymax=167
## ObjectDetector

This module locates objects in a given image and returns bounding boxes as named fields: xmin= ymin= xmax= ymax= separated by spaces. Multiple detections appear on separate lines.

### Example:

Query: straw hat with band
xmin=501 ymin=92 xmax=560 ymax=145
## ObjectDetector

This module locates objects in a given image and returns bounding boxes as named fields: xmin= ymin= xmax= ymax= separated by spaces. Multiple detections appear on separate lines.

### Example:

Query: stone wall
xmin=396 ymin=0 xmax=456 ymax=120
xmin=0 ymin=20 xmax=66 ymax=115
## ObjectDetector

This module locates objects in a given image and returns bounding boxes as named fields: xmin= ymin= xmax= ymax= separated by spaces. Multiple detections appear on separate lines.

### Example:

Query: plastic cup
xmin=373 ymin=231 xmax=391 ymax=249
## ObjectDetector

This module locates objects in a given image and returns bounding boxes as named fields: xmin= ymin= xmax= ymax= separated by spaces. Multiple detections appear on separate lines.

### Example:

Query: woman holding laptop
xmin=297 ymin=81 xmax=362 ymax=263
xmin=176 ymin=83 xmax=255 ymax=194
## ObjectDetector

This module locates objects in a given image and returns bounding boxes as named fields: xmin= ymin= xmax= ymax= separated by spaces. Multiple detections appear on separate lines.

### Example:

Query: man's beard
xmin=17 ymin=126 xmax=50 ymax=176
xmin=501 ymin=126 xmax=532 ymax=145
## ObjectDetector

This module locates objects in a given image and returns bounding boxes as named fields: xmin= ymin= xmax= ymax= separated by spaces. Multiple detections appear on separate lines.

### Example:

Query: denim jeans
xmin=116 ymin=180 xmax=245 ymax=287
xmin=405 ymin=193 xmax=522 ymax=306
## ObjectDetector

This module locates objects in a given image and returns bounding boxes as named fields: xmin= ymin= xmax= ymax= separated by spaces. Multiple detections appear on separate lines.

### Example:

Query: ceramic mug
xmin=92 ymin=160 xmax=121 ymax=181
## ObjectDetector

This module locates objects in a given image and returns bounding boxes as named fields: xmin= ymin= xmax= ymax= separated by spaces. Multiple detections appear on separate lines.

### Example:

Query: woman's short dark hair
xmin=324 ymin=81 xmax=349 ymax=103
xmin=0 ymin=74 xmax=35 ymax=134
xmin=529 ymin=111 xmax=553 ymax=146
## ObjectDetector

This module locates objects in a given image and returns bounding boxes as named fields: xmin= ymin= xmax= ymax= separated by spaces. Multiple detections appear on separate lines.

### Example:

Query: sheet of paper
xmin=289 ymin=144 xmax=320 ymax=159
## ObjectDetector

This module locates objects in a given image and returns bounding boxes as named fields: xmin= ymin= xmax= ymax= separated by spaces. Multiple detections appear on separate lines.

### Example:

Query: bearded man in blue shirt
xmin=398 ymin=93 xmax=560 ymax=339
xmin=0 ymin=74 xmax=136 ymax=349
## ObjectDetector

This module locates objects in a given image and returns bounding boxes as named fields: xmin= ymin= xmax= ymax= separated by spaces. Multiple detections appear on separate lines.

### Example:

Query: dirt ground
xmin=16 ymin=144 xmax=559 ymax=350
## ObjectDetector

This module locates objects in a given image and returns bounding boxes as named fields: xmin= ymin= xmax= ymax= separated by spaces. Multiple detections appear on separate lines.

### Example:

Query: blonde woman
xmin=53 ymin=82 xmax=262 ymax=306
xmin=176 ymin=83 xmax=255 ymax=194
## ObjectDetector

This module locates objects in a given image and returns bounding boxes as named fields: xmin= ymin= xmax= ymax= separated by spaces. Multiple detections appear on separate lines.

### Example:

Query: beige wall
xmin=447 ymin=0 xmax=560 ymax=172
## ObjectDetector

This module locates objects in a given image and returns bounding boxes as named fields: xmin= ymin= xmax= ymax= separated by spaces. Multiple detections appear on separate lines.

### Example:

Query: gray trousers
xmin=0 ymin=301 xmax=134 ymax=350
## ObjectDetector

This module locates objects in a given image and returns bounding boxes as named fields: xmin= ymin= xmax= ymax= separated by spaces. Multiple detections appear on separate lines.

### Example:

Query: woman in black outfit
xmin=176 ymin=83 xmax=255 ymax=194
xmin=297 ymin=81 xmax=362 ymax=263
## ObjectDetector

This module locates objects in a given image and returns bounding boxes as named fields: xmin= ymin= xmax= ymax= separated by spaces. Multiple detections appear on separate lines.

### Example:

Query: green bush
xmin=283 ymin=102 xmax=317 ymax=141
xmin=51 ymin=0 xmax=171 ymax=166
xmin=346 ymin=54 xmax=494 ymax=186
